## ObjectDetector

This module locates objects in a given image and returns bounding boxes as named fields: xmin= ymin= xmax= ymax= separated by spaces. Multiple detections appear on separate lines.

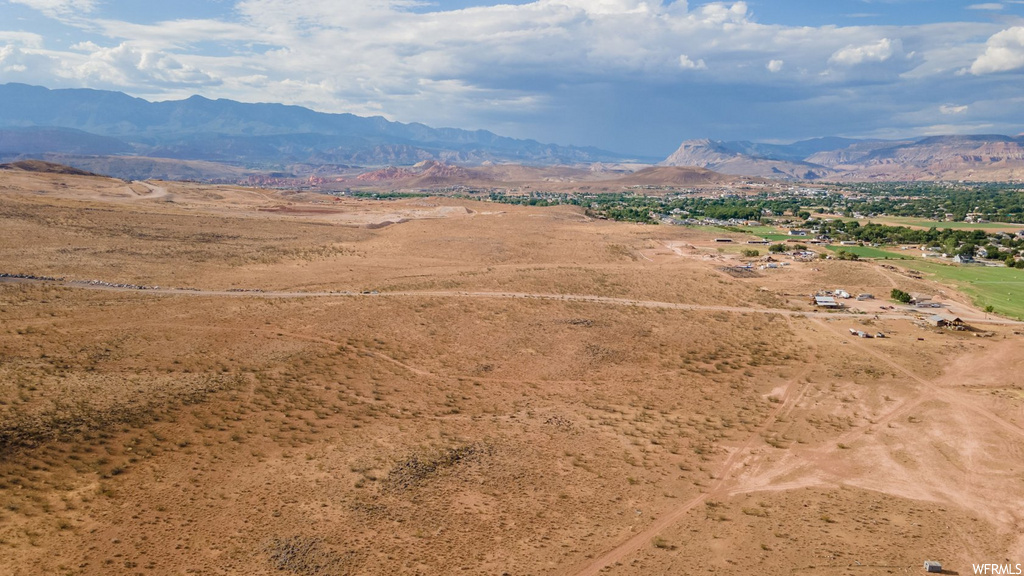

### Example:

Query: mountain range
xmin=662 ymin=135 xmax=1024 ymax=181
xmin=2 ymin=83 xmax=1024 ymax=182
xmin=0 ymin=83 xmax=638 ymax=173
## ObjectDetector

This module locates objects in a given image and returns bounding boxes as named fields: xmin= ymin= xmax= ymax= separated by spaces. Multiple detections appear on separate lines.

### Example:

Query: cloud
xmin=4 ymin=0 xmax=1024 ymax=151
xmin=8 ymin=0 xmax=97 ymax=18
xmin=940 ymin=104 xmax=969 ymax=114
xmin=967 ymin=3 xmax=1003 ymax=10
xmin=679 ymin=54 xmax=707 ymax=70
xmin=0 ymin=31 xmax=45 ymax=49
xmin=65 ymin=41 xmax=220 ymax=87
xmin=829 ymin=38 xmax=895 ymax=65
xmin=969 ymin=26 xmax=1024 ymax=74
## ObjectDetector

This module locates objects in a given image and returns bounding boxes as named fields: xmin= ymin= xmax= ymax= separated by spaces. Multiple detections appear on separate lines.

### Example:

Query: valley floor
xmin=1 ymin=170 xmax=1023 ymax=575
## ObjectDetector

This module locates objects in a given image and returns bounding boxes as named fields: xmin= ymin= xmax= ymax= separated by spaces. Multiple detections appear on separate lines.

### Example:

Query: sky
xmin=1 ymin=0 xmax=1024 ymax=157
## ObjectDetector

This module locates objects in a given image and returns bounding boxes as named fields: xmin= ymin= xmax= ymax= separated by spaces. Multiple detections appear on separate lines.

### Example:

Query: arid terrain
xmin=2 ymin=166 xmax=1023 ymax=576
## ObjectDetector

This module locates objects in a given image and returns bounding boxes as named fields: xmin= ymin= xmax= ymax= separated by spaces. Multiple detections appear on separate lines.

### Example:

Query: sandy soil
xmin=1 ymin=170 xmax=1023 ymax=576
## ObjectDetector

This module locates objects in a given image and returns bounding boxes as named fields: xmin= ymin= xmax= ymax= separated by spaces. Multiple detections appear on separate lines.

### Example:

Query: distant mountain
xmin=0 ymin=127 xmax=133 ymax=156
xmin=0 ymin=83 xmax=638 ymax=178
xmin=662 ymin=139 xmax=838 ymax=180
xmin=663 ymin=135 xmax=1024 ymax=181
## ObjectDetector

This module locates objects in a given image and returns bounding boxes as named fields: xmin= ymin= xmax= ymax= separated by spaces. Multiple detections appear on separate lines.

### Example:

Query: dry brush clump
xmin=264 ymin=536 xmax=362 ymax=576
xmin=381 ymin=442 xmax=494 ymax=493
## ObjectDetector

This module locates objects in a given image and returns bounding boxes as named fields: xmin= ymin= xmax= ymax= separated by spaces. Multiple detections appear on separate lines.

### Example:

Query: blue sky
xmin=1 ymin=0 xmax=1024 ymax=157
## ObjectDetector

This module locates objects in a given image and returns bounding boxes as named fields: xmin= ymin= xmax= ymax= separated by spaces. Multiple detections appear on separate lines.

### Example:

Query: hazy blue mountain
xmin=0 ymin=83 xmax=637 ymax=167
xmin=0 ymin=127 xmax=133 ymax=156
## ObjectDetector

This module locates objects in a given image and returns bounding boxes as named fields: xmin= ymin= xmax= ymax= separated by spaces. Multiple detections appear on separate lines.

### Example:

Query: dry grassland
xmin=1 ymin=170 xmax=1023 ymax=575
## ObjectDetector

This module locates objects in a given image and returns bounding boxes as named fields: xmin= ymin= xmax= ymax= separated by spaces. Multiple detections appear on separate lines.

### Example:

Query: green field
xmin=825 ymin=245 xmax=912 ymax=260
xmin=895 ymin=260 xmax=1024 ymax=320
xmin=868 ymin=216 xmax=1024 ymax=231
xmin=728 ymin=225 xmax=798 ymax=242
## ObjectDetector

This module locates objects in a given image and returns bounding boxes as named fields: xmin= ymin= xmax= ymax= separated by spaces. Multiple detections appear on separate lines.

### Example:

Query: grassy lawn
xmin=825 ymin=245 xmax=911 ymax=260
xmin=724 ymin=225 xmax=796 ymax=242
xmin=896 ymin=260 xmax=1024 ymax=320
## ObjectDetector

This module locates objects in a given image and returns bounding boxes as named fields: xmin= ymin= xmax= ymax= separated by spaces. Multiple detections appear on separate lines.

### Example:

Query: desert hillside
xmin=1 ymin=168 xmax=1023 ymax=575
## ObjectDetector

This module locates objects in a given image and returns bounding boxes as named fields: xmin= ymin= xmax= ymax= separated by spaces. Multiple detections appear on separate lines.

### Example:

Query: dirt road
xmin=4 ymin=276 xmax=1022 ymax=326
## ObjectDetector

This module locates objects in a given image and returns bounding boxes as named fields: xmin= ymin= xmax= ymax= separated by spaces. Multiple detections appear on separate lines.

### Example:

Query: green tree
xmin=890 ymin=288 xmax=912 ymax=303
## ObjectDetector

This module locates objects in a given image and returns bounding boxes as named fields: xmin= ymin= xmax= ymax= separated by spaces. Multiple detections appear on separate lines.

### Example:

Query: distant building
xmin=953 ymin=254 xmax=974 ymax=264
xmin=814 ymin=296 xmax=841 ymax=308
xmin=910 ymin=294 xmax=932 ymax=305
xmin=927 ymin=315 xmax=965 ymax=330
xmin=924 ymin=561 xmax=942 ymax=573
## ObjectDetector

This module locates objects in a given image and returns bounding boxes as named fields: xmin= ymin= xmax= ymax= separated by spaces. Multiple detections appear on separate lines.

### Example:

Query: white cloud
xmin=65 ymin=42 xmax=219 ymax=87
xmin=694 ymin=1 xmax=748 ymax=24
xmin=766 ymin=59 xmax=783 ymax=72
xmin=969 ymin=26 xmax=1024 ymax=74
xmin=967 ymin=3 xmax=1003 ymax=10
xmin=829 ymin=38 xmax=895 ymax=66
xmin=8 ymin=0 xmax=97 ymax=18
xmin=940 ymin=104 xmax=969 ymax=114
xmin=0 ymin=31 xmax=45 ymax=49
xmin=679 ymin=54 xmax=707 ymax=70
xmin=88 ymin=19 xmax=259 ymax=51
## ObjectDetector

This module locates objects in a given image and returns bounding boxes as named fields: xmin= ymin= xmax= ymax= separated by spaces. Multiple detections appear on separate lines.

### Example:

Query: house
xmin=840 ymin=240 xmax=858 ymax=246
xmin=789 ymin=229 xmax=808 ymax=236
xmin=714 ymin=238 xmax=734 ymax=243
xmin=924 ymin=561 xmax=942 ymax=573
xmin=856 ymin=293 xmax=874 ymax=300
xmin=814 ymin=296 xmax=841 ymax=308
xmin=953 ymin=254 xmax=974 ymax=264
xmin=927 ymin=315 xmax=965 ymax=330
